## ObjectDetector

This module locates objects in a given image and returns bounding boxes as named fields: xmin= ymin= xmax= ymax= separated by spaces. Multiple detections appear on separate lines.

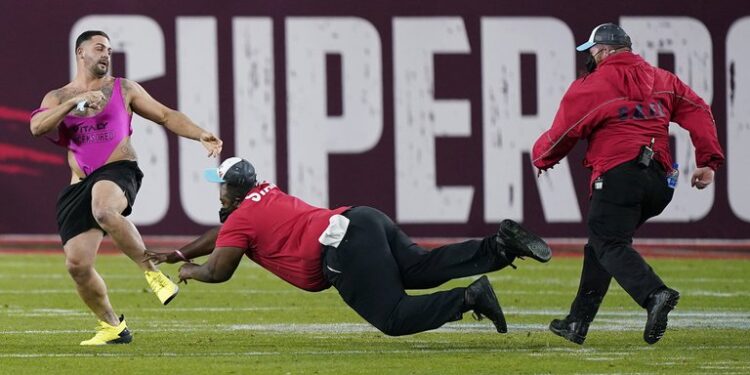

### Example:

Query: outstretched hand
xmin=691 ymin=166 xmax=715 ymax=190
xmin=178 ymin=262 xmax=199 ymax=284
xmin=200 ymin=132 xmax=223 ymax=158
xmin=144 ymin=250 xmax=178 ymax=265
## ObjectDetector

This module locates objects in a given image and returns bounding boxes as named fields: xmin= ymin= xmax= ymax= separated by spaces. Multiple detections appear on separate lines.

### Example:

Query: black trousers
xmin=322 ymin=206 xmax=513 ymax=336
xmin=568 ymin=161 xmax=674 ymax=322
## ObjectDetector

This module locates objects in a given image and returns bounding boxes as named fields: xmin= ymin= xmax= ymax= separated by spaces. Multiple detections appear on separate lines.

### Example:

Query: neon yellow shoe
xmin=145 ymin=270 xmax=179 ymax=305
xmin=80 ymin=315 xmax=132 ymax=346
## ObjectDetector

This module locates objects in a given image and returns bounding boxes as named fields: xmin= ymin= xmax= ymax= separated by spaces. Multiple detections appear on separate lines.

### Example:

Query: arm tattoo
xmin=120 ymin=79 xmax=134 ymax=113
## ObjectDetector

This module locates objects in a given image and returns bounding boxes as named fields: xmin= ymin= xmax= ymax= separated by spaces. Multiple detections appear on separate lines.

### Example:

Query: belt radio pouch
xmin=636 ymin=137 xmax=655 ymax=168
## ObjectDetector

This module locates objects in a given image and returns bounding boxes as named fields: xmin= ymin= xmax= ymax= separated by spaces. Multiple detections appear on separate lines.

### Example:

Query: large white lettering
xmin=233 ymin=18 xmax=277 ymax=183
xmin=393 ymin=18 xmax=473 ymax=223
xmin=66 ymin=14 xmax=732 ymax=231
xmin=176 ymin=17 xmax=222 ymax=225
xmin=621 ymin=17 xmax=714 ymax=222
xmin=481 ymin=17 xmax=580 ymax=223
xmin=286 ymin=17 xmax=383 ymax=207
xmin=726 ymin=17 xmax=750 ymax=222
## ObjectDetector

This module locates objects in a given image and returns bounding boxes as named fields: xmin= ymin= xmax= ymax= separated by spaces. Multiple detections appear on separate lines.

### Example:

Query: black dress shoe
xmin=465 ymin=275 xmax=507 ymax=333
xmin=497 ymin=219 xmax=552 ymax=263
xmin=549 ymin=318 xmax=589 ymax=345
xmin=644 ymin=287 xmax=680 ymax=344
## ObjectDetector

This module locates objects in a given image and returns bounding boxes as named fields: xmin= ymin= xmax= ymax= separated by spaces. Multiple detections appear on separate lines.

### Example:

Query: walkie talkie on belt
xmin=637 ymin=137 xmax=655 ymax=168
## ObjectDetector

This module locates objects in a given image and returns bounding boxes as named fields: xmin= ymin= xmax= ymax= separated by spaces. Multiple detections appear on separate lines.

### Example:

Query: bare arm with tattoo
xmin=123 ymin=79 xmax=223 ymax=157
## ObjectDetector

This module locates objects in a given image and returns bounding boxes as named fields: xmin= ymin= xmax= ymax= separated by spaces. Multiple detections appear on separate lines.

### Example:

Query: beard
xmin=92 ymin=61 xmax=109 ymax=77
xmin=585 ymin=54 xmax=597 ymax=73
xmin=219 ymin=206 xmax=237 ymax=223
xmin=83 ymin=52 xmax=109 ymax=77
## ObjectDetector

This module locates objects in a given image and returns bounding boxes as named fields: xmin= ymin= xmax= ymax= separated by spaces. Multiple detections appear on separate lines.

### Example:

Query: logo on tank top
xmin=246 ymin=183 xmax=277 ymax=202
xmin=70 ymin=121 xmax=114 ymax=144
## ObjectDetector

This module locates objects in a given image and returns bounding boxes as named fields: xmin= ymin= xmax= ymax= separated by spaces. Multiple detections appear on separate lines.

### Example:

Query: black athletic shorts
xmin=55 ymin=160 xmax=144 ymax=245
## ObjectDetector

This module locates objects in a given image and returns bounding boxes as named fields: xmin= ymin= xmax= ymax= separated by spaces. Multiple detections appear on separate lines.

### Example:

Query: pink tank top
xmin=45 ymin=78 xmax=133 ymax=176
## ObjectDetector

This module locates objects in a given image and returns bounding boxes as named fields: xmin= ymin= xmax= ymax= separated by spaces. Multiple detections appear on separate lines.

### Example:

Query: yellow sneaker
xmin=145 ymin=270 xmax=179 ymax=305
xmin=80 ymin=315 xmax=132 ymax=345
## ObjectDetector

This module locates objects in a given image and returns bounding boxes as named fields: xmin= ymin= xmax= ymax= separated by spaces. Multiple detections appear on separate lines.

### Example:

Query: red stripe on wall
xmin=0 ymin=164 xmax=40 ymax=176
xmin=0 ymin=106 xmax=30 ymax=123
xmin=0 ymin=143 xmax=64 ymax=165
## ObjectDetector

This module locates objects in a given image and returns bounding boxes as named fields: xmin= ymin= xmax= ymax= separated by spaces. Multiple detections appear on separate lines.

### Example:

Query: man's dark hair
xmin=75 ymin=30 xmax=110 ymax=51
xmin=602 ymin=44 xmax=631 ymax=52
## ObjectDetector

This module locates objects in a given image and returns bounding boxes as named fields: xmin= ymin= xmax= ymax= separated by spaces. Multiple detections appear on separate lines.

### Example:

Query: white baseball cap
xmin=204 ymin=157 xmax=256 ymax=187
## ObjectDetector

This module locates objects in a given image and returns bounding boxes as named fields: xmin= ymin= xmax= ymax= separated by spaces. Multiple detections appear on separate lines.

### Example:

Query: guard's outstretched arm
xmin=178 ymin=246 xmax=245 ymax=283
xmin=144 ymin=226 xmax=221 ymax=264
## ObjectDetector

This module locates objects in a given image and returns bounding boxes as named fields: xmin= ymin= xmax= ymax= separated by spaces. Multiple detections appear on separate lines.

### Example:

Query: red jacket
xmin=532 ymin=52 xmax=724 ymax=189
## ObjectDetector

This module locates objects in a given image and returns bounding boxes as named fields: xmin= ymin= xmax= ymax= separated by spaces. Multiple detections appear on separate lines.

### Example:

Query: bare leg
xmin=91 ymin=180 xmax=157 ymax=272
xmin=64 ymin=229 xmax=119 ymax=326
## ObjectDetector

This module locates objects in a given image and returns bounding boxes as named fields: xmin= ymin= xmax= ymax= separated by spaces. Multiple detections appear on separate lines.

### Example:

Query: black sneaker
xmin=465 ymin=276 xmax=507 ymax=333
xmin=111 ymin=327 xmax=133 ymax=344
xmin=549 ymin=318 xmax=589 ymax=345
xmin=644 ymin=287 xmax=680 ymax=344
xmin=498 ymin=219 xmax=552 ymax=263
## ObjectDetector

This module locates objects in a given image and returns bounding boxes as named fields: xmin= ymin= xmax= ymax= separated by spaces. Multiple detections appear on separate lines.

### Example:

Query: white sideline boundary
xmin=1 ymin=310 xmax=749 ymax=335
xmin=0 ymin=345 xmax=750 ymax=360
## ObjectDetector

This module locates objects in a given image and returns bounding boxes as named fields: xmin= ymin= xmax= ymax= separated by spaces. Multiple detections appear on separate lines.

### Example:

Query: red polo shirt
xmin=216 ymin=181 xmax=349 ymax=292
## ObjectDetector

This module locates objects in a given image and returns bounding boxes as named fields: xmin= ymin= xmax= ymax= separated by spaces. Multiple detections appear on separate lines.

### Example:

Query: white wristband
xmin=174 ymin=250 xmax=190 ymax=262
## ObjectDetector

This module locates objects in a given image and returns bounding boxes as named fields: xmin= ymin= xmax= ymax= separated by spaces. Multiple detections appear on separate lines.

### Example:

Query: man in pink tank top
xmin=29 ymin=30 xmax=223 ymax=345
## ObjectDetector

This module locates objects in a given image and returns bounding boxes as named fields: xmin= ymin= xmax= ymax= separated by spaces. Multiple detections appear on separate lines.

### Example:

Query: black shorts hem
xmin=55 ymin=160 xmax=144 ymax=245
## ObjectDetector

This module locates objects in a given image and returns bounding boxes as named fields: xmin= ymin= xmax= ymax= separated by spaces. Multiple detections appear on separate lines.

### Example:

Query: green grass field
xmin=0 ymin=253 xmax=748 ymax=374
